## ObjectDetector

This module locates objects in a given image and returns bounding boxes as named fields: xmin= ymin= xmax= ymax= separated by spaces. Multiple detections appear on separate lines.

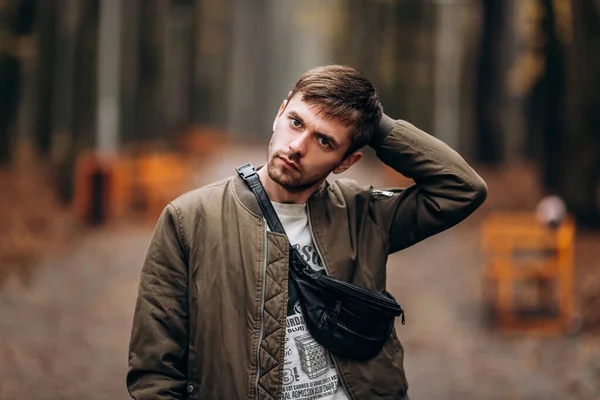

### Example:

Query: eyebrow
xmin=288 ymin=110 xmax=340 ymax=148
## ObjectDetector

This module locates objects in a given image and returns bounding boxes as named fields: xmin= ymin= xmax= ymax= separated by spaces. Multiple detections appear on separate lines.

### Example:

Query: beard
xmin=267 ymin=154 xmax=325 ymax=191
xmin=266 ymin=148 xmax=330 ymax=192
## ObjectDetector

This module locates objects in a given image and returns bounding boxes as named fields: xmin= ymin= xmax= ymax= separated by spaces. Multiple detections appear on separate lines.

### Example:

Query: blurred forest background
xmin=1 ymin=0 xmax=599 ymax=218
xmin=1 ymin=0 xmax=600 ymax=399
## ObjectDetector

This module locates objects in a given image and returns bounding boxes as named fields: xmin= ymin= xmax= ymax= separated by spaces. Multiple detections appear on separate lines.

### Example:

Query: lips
xmin=278 ymin=156 xmax=299 ymax=171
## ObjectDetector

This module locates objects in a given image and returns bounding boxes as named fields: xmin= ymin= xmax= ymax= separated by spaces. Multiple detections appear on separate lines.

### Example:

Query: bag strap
xmin=236 ymin=163 xmax=287 ymax=235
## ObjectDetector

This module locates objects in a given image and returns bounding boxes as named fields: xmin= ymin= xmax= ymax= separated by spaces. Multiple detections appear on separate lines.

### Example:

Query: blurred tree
xmin=50 ymin=0 xmax=80 ymax=167
xmin=342 ymin=0 xmax=435 ymax=133
xmin=193 ymin=0 xmax=233 ymax=129
xmin=527 ymin=0 xmax=567 ymax=194
xmin=433 ymin=2 xmax=475 ymax=152
xmin=96 ymin=0 xmax=120 ymax=156
xmin=475 ymin=0 xmax=507 ymax=164
xmin=515 ymin=0 xmax=600 ymax=227
xmin=504 ymin=0 xmax=599 ymax=226
xmin=225 ymin=0 xmax=269 ymax=139
xmin=33 ymin=0 xmax=57 ymax=157
xmin=48 ymin=0 xmax=98 ymax=203
xmin=163 ymin=0 xmax=194 ymax=135
xmin=73 ymin=0 xmax=98 ymax=152
xmin=0 ymin=0 xmax=35 ymax=165
xmin=561 ymin=0 xmax=600 ymax=227
xmin=133 ymin=0 xmax=168 ymax=143
xmin=118 ymin=0 xmax=139 ymax=146
xmin=0 ymin=51 xmax=20 ymax=165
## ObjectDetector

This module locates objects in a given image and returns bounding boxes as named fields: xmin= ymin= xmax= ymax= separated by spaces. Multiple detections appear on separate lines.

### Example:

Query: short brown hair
xmin=287 ymin=65 xmax=382 ymax=156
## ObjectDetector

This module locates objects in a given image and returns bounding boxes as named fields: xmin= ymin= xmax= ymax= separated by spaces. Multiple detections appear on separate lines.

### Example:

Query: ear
xmin=272 ymin=99 xmax=288 ymax=131
xmin=333 ymin=151 xmax=362 ymax=174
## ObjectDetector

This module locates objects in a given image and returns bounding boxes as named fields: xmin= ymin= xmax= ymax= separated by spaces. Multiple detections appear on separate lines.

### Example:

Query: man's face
xmin=266 ymin=94 xmax=361 ymax=192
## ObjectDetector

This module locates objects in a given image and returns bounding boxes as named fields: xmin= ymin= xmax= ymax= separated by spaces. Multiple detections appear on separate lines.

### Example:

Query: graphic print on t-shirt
xmin=294 ymin=333 xmax=329 ymax=379
xmin=283 ymin=295 xmax=344 ymax=399
xmin=271 ymin=201 xmax=348 ymax=400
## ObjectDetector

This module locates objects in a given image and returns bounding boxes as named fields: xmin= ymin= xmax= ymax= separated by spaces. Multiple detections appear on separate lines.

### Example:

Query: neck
xmin=257 ymin=167 xmax=323 ymax=204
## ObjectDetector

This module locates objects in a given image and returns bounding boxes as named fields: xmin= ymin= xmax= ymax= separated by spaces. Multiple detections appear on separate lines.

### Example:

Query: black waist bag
xmin=237 ymin=163 xmax=405 ymax=360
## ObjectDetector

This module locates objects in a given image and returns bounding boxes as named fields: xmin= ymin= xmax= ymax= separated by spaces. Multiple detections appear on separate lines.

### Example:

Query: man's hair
xmin=287 ymin=65 xmax=383 ymax=156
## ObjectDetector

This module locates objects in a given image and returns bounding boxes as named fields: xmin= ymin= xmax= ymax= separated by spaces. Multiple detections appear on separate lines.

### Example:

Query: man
xmin=127 ymin=65 xmax=487 ymax=399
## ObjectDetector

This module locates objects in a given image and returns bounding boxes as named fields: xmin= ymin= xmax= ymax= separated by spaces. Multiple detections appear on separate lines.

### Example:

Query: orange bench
xmin=73 ymin=151 xmax=191 ymax=224
xmin=132 ymin=152 xmax=190 ymax=220
xmin=73 ymin=152 xmax=129 ymax=224
xmin=481 ymin=212 xmax=575 ymax=335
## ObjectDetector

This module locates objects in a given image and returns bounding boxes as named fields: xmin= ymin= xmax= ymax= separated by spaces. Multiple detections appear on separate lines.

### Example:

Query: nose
xmin=288 ymin=132 xmax=309 ymax=157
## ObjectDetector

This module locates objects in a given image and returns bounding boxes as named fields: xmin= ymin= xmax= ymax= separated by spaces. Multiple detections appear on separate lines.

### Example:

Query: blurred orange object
xmin=133 ymin=152 xmax=190 ymax=221
xmin=74 ymin=151 xmax=190 ymax=224
xmin=178 ymin=126 xmax=229 ymax=157
xmin=481 ymin=212 xmax=576 ymax=335
xmin=73 ymin=152 xmax=129 ymax=224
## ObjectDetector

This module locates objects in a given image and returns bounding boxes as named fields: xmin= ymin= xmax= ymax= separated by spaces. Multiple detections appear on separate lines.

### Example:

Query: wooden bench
xmin=74 ymin=151 xmax=191 ymax=223
xmin=481 ymin=212 xmax=575 ymax=335
xmin=132 ymin=152 xmax=190 ymax=220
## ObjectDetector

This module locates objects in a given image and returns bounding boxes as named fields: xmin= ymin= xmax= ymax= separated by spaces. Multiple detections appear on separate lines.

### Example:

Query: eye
xmin=317 ymin=136 xmax=331 ymax=147
xmin=290 ymin=118 xmax=302 ymax=128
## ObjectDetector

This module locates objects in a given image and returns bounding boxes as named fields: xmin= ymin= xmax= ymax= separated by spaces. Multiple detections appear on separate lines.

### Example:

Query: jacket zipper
xmin=306 ymin=205 xmax=331 ymax=276
xmin=306 ymin=204 xmax=356 ymax=400
xmin=255 ymin=222 xmax=268 ymax=399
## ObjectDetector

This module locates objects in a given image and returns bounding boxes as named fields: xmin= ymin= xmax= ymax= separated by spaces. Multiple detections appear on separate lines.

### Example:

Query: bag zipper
xmin=254 ymin=223 xmax=268 ymax=399
xmin=316 ymin=275 xmax=402 ymax=312
xmin=307 ymin=203 xmax=356 ymax=400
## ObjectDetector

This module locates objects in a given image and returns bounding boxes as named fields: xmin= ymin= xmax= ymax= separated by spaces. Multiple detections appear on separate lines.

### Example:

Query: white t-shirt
xmin=271 ymin=201 xmax=349 ymax=400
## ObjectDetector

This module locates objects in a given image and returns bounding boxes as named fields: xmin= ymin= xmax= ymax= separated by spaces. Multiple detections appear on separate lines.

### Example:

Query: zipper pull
xmin=334 ymin=301 xmax=342 ymax=316
xmin=329 ymin=301 xmax=343 ymax=327
xmin=372 ymin=189 xmax=394 ymax=197
xmin=401 ymin=309 xmax=406 ymax=325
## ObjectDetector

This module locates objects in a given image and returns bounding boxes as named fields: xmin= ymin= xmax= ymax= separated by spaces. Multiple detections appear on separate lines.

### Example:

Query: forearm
xmin=369 ymin=115 xmax=488 ymax=252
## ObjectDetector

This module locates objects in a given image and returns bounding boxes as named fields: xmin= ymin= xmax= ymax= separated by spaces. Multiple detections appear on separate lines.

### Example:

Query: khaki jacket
xmin=127 ymin=119 xmax=487 ymax=399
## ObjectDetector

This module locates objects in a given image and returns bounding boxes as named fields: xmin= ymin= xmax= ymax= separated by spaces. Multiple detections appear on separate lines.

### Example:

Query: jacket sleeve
xmin=127 ymin=204 xmax=189 ymax=399
xmin=370 ymin=115 xmax=488 ymax=254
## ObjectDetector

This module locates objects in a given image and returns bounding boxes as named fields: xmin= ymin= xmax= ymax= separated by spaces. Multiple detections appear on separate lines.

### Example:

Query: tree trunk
xmin=52 ymin=0 xmax=98 ymax=203
xmin=475 ymin=0 xmax=507 ymax=164
xmin=0 ymin=57 xmax=20 ymax=165
xmin=192 ymin=0 xmax=233 ymax=129
xmin=527 ymin=0 xmax=568 ymax=193
xmin=73 ymin=0 xmax=99 ymax=152
xmin=134 ymin=0 xmax=167 ymax=143
xmin=96 ymin=0 xmax=120 ymax=154
xmin=33 ymin=0 xmax=57 ymax=158
xmin=0 ymin=1 xmax=23 ymax=165
xmin=559 ymin=0 xmax=600 ymax=227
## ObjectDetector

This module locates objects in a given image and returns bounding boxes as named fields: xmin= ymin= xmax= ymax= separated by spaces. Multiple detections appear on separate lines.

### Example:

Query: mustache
xmin=274 ymin=151 xmax=302 ymax=170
